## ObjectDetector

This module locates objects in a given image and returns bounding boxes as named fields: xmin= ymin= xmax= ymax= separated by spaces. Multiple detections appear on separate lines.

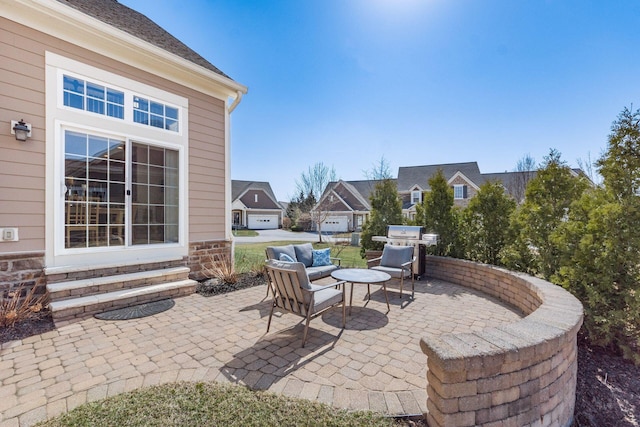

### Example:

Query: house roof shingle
xmin=397 ymin=162 xmax=483 ymax=191
xmin=57 ymin=0 xmax=230 ymax=79
xmin=232 ymin=180 xmax=282 ymax=209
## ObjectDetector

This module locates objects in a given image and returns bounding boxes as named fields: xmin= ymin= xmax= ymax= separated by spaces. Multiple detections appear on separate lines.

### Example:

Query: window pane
xmin=132 ymin=144 xmax=148 ymax=163
xmin=150 ymin=101 xmax=164 ymax=115
xmin=165 ymin=106 xmax=178 ymax=119
xmin=65 ymin=131 xmax=87 ymax=156
xmin=149 ymin=225 xmax=164 ymax=243
xmin=88 ymin=135 xmax=109 ymax=158
xmin=148 ymin=166 xmax=164 ymax=186
xmin=165 ymin=151 xmax=178 ymax=168
xmin=64 ymin=92 xmax=84 ymax=110
xmin=132 ymin=225 xmax=148 ymax=245
xmin=109 ymin=160 xmax=125 ymax=183
xmin=65 ymin=157 xmax=86 ymax=179
xmin=165 ymin=119 xmax=178 ymax=132
xmin=133 ymin=96 xmax=148 ymax=111
xmin=63 ymin=76 xmax=84 ymax=94
xmin=107 ymin=89 xmax=124 ymax=104
xmin=86 ymin=98 xmax=105 ymax=114
xmin=107 ymin=104 xmax=124 ymax=119
xmin=86 ymin=82 xmax=105 ymax=100
xmin=148 ymin=147 xmax=164 ymax=166
xmin=149 ymin=114 xmax=164 ymax=129
xmin=109 ymin=141 xmax=125 ymax=161
xmin=165 ymin=225 xmax=178 ymax=243
xmin=109 ymin=183 xmax=126 ymax=204
xmin=87 ymin=158 xmax=108 ymax=180
xmin=149 ymin=186 xmax=164 ymax=204
xmin=132 ymin=184 xmax=148 ymax=203
xmin=132 ymin=163 xmax=148 ymax=184
xmin=134 ymin=110 xmax=149 ymax=125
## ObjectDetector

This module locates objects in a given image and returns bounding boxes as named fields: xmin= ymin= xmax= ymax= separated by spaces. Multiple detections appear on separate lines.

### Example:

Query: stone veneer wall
xmin=0 ymin=252 xmax=46 ymax=299
xmin=422 ymin=256 xmax=583 ymax=427
xmin=187 ymin=239 xmax=233 ymax=281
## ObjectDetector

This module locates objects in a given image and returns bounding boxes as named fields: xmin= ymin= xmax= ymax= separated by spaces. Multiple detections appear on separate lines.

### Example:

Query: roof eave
xmin=5 ymin=0 xmax=247 ymax=101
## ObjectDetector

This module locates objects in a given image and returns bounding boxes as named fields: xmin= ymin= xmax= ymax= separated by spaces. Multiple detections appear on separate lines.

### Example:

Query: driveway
xmin=233 ymin=229 xmax=334 ymax=244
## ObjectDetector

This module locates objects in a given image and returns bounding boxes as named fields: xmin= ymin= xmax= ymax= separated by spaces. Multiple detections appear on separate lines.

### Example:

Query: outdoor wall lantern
xmin=11 ymin=119 xmax=32 ymax=141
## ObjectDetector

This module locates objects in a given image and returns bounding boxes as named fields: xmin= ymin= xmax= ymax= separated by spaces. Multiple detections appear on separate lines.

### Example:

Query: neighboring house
xmin=313 ymin=162 xmax=578 ymax=226
xmin=312 ymin=179 xmax=390 ymax=232
xmin=231 ymin=180 xmax=284 ymax=229
xmin=1 ymin=0 xmax=247 ymax=322
xmin=397 ymin=162 xmax=484 ymax=218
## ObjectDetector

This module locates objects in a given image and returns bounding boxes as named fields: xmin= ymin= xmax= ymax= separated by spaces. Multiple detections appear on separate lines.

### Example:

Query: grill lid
xmin=386 ymin=225 xmax=424 ymax=239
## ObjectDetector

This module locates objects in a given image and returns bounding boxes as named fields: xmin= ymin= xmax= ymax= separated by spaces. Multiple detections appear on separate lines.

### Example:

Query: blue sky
xmin=121 ymin=0 xmax=640 ymax=201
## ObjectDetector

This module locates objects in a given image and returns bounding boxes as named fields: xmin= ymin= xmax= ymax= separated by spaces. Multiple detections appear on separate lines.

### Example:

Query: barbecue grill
xmin=372 ymin=225 xmax=438 ymax=279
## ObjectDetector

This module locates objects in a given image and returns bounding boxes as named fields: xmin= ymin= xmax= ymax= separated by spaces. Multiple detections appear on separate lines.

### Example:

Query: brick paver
xmin=0 ymin=278 xmax=522 ymax=426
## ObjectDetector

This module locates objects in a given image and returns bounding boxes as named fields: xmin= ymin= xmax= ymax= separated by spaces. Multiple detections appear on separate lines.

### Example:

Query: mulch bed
xmin=2 ymin=273 xmax=638 ymax=426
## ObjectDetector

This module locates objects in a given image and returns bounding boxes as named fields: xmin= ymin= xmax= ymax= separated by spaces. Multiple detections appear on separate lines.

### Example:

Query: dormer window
xmin=254 ymin=194 xmax=258 ymax=203
xmin=454 ymin=185 xmax=468 ymax=199
xmin=411 ymin=190 xmax=422 ymax=204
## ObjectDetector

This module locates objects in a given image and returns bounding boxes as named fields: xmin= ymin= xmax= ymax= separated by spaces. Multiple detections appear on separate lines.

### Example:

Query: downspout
xmin=228 ymin=90 xmax=244 ymax=113
xmin=226 ymin=89 xmax=244 ymax=267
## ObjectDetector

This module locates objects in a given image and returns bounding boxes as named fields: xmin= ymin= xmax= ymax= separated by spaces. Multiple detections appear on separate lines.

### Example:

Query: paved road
xmin=233 ymin=229 xmax=341 ymax=244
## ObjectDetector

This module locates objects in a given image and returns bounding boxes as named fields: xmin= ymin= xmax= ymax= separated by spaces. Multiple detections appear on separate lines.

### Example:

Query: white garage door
xmin=248 ymin=215 xmax=279 ymax=229
xmin=321 ymin=216 xmax=348 ymax=232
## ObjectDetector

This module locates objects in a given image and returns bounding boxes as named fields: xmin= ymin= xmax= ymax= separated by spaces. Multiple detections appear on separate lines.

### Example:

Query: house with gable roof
xmin=231 ymin=180 xmax=285 ymax=229
xmin=312 ymin=162 xmax=536 ymax=230
xmin=312 ymin=179 xmax=391 ymax=232
xmin=1 ymin=0 xmax=247 ymax=322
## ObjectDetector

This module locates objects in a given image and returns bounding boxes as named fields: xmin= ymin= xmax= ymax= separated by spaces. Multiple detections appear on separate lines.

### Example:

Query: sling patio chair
xmin=367 ymin=244 xmax=416 ymax=299
xmin=265 ymin=259 xmax=346 ymax=347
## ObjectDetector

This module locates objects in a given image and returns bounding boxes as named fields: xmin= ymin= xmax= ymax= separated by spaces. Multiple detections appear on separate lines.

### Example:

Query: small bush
xmin=203 ymin=253 xmax=237 ymax=284
xmin=1 ymin=284 xmax=48 ymax=328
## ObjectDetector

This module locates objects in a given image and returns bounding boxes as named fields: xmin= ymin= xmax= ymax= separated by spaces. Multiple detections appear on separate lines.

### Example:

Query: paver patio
xmin=0 ymin=277 xmax=523 ymax=427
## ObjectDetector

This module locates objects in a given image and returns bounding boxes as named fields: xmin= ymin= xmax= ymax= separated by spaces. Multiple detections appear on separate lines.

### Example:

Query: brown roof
xmin=57 ymin=0 xmax=231 ymax=79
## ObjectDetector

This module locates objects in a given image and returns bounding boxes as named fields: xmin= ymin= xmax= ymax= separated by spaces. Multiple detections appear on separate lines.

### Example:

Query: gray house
xmin=231 ymin=180 xmax=285 ymax=229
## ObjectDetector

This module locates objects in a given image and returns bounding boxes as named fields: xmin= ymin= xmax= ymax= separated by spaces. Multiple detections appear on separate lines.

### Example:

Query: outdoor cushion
xmin=266 ymin=245 xmax=297 ymax=263
xmin=294 ymin=243 xmax=314 ymax=267
xmin=312 ymin=248 xmax=331 ymax=267
xmin=371 ymin=265 xmax=411 ymax=279
xmin=306 ymin=283 xmax=343 ymax=311
xmin=267 ymin=259 xmax=311 ymax=290
xmin=380 ymin=245 xmax=413 ymax=268
xmin=279 ymin=253 xmax=295 ymax=262
xmin=306 ymin=264 xmax=339 ymax=281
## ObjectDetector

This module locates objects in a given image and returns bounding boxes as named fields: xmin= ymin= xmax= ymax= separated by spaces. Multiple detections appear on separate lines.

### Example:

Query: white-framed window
xmin=411 ymin=190 xmax=422 ymax=204
xmin=454 ymin=185 xmax=467 ymax=199
xmin=46 ymin=52 xmax=189 ymax=267
xmin=61 ymin=72 xmax=181 ymax=134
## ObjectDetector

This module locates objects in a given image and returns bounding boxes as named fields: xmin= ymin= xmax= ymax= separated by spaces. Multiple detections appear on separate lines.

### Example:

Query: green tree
xmin=502 ymin=149 xmax=588 ymax=279
xmin=460 ymin=181 xmax=516 ymax=265
xmin=360 ymin=179 xmax=404 ymax=257
xmin=415 ymin=170 xmax=461 ymax=257
xmin=553 ymin=107 xmax=640 ymax=363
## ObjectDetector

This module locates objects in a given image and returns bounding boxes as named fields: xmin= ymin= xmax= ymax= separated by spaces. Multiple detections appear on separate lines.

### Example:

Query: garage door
xmin=247 ymin=215 xmax=279 ymax=230
xmin=321 ymin=216 xmax=348 ymax=232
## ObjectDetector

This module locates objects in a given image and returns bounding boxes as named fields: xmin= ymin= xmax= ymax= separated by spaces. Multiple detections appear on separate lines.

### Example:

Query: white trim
xmin=447 ymin=171 xmax=481 ymax=191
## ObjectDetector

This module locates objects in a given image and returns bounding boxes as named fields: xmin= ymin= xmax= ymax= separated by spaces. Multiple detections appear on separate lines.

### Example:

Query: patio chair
xmin=367 ymin=244 xmax=415 ymax=299
xmin=265 ymin=259 xmax=346 ymax=347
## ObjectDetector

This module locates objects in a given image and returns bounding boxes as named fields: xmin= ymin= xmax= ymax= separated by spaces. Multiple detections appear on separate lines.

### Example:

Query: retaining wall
xmin=422 ymin=256 xmax=583 ymax=427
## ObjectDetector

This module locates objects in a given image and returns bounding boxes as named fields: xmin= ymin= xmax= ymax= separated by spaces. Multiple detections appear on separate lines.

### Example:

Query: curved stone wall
xmin=421 ymin=256 xmax=583 ymax=427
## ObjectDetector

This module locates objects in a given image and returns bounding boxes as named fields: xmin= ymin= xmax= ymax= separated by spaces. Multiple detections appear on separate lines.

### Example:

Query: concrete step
xmin=49 ymin=278 xmax=197 ymax=322
xmin=47 ymin=267 xmax=191 ymax=301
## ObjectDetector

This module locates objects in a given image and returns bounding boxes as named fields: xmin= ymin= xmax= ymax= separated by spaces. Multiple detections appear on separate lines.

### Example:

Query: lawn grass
xmin=232 ymin=229 xmax=259 ymax=237
xmin=36 ymin=382 xmax=397 ymax=427
xmin=234 ymin=241 xmax=367 ymax=273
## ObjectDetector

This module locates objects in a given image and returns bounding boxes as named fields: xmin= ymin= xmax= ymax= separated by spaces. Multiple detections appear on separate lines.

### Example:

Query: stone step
xmin=47 ymin=267 xmax=191 ymax=301
xmin=49 ymin=278 xmax=197 ymax=322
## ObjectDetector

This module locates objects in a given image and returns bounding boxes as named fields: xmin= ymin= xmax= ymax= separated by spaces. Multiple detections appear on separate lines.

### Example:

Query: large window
xmin=64 ymin=131 xmax=179 ymax=249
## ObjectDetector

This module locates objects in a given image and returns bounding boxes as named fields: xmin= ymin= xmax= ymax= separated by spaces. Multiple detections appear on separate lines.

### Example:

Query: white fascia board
xmin=447 ymin=171 xmax=481 ymax=191
xmin=5 ymin=0 xmax=247 ymax=101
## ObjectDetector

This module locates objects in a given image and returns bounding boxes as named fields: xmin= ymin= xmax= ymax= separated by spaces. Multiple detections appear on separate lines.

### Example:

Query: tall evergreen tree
xmin=502 ymin=149 xmax=588 ymax=279
xmin=553 ymin=107 xmax=640 ymax=363
xmin=460 ymin=181 xmax=516 ymax=265
xmin=415 ymin=170 xmax=461 ymax=257
xmin=360 ymin=179 xmax=404 ymax=257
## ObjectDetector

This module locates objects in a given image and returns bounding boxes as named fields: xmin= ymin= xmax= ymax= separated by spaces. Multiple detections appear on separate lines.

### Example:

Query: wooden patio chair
xmin=265 ymin=259 xmax=346 ymax=347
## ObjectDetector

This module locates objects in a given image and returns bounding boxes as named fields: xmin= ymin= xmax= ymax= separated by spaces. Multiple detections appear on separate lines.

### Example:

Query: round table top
xmin=331 ymin=268 xmax=391 ymax=284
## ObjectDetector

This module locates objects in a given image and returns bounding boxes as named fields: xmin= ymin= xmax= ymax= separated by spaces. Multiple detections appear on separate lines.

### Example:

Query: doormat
xmin=95 ymin=299 xmax=175 ymax=321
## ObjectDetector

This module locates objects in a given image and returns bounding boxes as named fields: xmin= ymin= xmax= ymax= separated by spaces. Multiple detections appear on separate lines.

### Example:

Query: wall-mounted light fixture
xmin=11 ymin=119 xmax=32 ymax=141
